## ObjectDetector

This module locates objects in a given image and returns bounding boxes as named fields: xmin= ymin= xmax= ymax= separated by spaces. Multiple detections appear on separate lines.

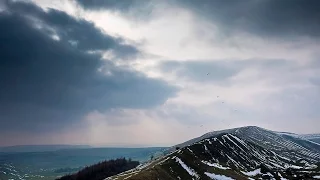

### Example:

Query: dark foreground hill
xmin=57 ymin=158 xmax=139 ymax=180
xmin=107 ymin=126 xmax=320 ymax=180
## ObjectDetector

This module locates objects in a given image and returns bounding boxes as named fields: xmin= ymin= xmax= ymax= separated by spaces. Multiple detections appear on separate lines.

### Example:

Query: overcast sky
xmin=1 ymin=0 xmax=320 ymax=147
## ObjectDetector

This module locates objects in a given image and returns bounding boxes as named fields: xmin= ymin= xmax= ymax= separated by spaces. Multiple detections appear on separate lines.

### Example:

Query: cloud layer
xmin=175 ymin=0 xmax=320 ymax=38
xmin=0 ymin=1 xmax=176 ymax=133
xmin=0 ymin=0 xmax=320 ymax=146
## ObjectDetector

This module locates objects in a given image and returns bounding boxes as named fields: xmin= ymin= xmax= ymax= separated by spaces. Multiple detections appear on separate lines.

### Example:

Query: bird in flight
xmin=207 ymin=73 xmax=209 ymax=75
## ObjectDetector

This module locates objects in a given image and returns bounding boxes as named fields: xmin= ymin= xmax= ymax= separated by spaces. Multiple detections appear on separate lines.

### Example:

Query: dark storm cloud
xmin=176 ymin=0 xmax=320 ymax=38
xmin=75 ymin=0 xmax=320 ymax=38
xmin=6 ymin=0 xmax=139 ymax=58
xmin=0 ymin=1 xmax=177 ymax=131
xmin=160 ymin=59 xmax=288 ymax=83
xmin=77 ymin=0 xmax=320 ymax=38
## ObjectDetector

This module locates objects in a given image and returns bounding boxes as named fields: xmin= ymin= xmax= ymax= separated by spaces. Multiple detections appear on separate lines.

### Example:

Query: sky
xmin=0 ymin=0 xmax=320 ymax=147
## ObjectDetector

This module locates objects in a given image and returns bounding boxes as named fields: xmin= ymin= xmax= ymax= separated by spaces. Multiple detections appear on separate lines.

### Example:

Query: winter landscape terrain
xmin=1 ymin=127 xmax=320 ymax=180
xmin=107 ymin=126 xmax=320 ymax=180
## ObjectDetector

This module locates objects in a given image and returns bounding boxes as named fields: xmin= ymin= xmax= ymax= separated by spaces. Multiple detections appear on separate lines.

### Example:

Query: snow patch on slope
xmin=241 ymin=168 xmax=261 ymax=176
xmin=287 ymin=165 xmax=303 ymax=169
xmin=204 ymin=144 xmax=208 ymax=151
xmin=187 ymin=147 xmax=193 ymax=154
xmin=201 ymin=161 xmax=230 ymax=170
xmin=175 ymin=157 xmax=199 ymax=179
xmin=204 ymin=172 xmax=234 ymax=180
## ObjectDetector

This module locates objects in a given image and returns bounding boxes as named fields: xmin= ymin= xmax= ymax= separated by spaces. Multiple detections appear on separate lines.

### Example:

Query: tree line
xmin=56 ymin=158 xmax=139 ymax=180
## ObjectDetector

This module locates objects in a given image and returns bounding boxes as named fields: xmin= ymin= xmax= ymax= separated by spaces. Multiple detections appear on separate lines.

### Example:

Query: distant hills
xmin=107 ymin=126 xmax=320 ymax=180
xmin=0 ymin=144 xmax=91 ymax=153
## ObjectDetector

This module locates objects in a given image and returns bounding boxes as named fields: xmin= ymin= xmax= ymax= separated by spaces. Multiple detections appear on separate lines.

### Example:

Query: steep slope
xmin=107 ymin=133 xmax=320 ymax=180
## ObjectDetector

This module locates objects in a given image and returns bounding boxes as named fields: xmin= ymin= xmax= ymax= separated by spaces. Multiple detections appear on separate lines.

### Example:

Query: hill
xmin=107 ymin=126 xmax=320 ymax=180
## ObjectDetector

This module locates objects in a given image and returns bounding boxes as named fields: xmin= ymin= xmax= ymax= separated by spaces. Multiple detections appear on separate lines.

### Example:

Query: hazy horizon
xmin=1 ymin=0 xmax=320 ymax=147
xmin=1 ymin=126 xmax=319 ymax=148
xmin=0 ymin=143 xmax=170 ymax=148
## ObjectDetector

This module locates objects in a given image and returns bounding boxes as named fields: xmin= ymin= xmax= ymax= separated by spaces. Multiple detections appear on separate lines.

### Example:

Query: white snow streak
xmin=175 ymin=157 xmax=199 ymax=179
xmin=223 ymin=135 xmax=246 ymax=152
xmin=241 ymin=168 xmax=261 ymax=176
xmin=229 ymin=134 xmax=249 ymax=149
xmin=204 ymin=144 xmax=208 ymax=151
xmin=204 ymin=172 xmax=234 ymax=180
xmin=187 ymin=147 xmax=194 ymax=154
xmin=288 ymin=165 xmax=303 ymax=169
xmin=201 ymin=161 xmax=230 ymax=170
xmin=266 ymin=172 xmax=273 ymax=177
xmin=136 ymin=162 xmax=151 ymax=170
